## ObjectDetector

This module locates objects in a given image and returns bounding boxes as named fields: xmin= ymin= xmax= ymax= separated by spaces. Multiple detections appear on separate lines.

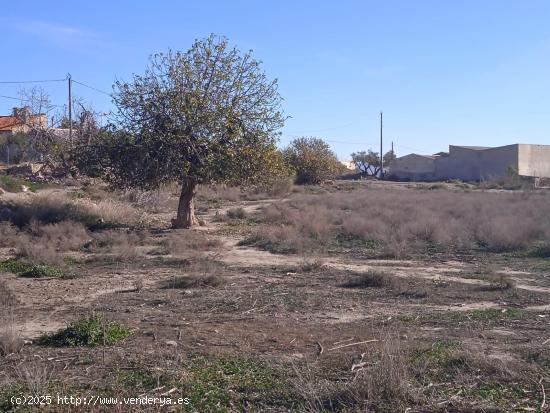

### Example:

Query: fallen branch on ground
xmin=328 ymin=339 xmax=378 ymax=351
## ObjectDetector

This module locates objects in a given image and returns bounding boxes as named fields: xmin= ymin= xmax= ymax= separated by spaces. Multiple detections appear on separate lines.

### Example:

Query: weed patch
xmin=0 ymin=259 xmax=64 ymax=278
xmin=182 ymin=356 xmax=300 ymax=412
xmin=37 ymin=314 xmax=132 ymax=347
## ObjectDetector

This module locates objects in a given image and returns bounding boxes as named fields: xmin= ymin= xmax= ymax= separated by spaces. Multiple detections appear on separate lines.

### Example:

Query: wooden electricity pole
xmin=68 ymin=73 xmax=72 ymax=142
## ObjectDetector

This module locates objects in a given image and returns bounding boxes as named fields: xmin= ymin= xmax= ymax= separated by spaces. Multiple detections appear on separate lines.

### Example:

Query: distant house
xmin=339 ymin=160 xmax=357 ymax=171
xmin=0 ymin=107 xmax=72 ymax=164
xmin=388 ymin=144 xmax=550 ymax=181
xmin=0 ymin=107 xmax=47 ymax=137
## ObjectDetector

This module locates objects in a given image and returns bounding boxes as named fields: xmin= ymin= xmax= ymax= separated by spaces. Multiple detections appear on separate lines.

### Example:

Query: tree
xmin=384 ymin=149 xmax=396 ymax=166
xmin=282 ymin=137 xmax=344 ymax=184
xmin=80 ymin=35 xmax=285 ymax=228
xmin=351 ymin=149 xmax=396 ymax=177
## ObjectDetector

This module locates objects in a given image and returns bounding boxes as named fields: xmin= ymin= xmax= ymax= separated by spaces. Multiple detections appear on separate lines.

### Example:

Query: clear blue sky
xmin=1 ymin=0 xmax=549 ymax=158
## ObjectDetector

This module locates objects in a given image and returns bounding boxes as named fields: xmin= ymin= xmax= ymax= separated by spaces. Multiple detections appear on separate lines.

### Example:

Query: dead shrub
xmin=226 ymin=207 xmax=248 ymax=220
xmin=240 ymin=226 xmax=310 ymax=255
xmin=0 ymin=193 xmax=95 ymax=228
xmin=121 ymin=186 xmax=176 ymax=212
xmin=75 ymin=198 xmax=142 ymax=227
xmin=30 ymin=220 xmax=90 ymax=252
xmin=85 ymin=229 xmax=147 ymax=259
xmin=0 ymin=222 xmax=19 ymax=247
xmin=242 ymin=177 xmax=294 ymax=200
xmin=298 ymin=258 xmax=325 ymax=273
xmin=15 ymin=241 xmax=64 ymax=267
xmin=0 ymin=323 xmax=24 ymax=356
xmin=293 ymin=331 xmax=413 ymax=411
xmin=341 ymin=270 xmax=392 ymax=288
xmin=0 ymin=281 xmax=18 ymax=308
xmin=480 ymin=273 xmax=515 ymax=291
xmin=197 ymin=185 xmax=241 ymax=202
xmin=160 ymin=231 xmax=222 ymax=255
xmin=0 ymin=193 xmax=141 ymax=229
xmin=0 ymin=305 xmax=23 ymax=356
xmin=169 ymin=274 xmax=224 ymax=289
xmin=13 ymin=359 xmax=54 ymax=397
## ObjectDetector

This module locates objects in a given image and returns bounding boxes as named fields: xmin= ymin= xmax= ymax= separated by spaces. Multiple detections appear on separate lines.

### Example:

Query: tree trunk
xmin=172 ymin=178 xmax=198 ymax=228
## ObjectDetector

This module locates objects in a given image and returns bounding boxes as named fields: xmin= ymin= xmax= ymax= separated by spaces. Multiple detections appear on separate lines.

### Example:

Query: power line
xmin=282 ymin=134 xmax=377 ymax=146
xmin=0 ymin=94 xmax=63 ymax=109
xmin=285 ymin=122 xmax=356 ymax=135
xmin=0 ymin=78 xmax=66 ymax=84
xmin=0 ymin=95 xmax=22 ymax=101
xmin=393 ymin=143 xmax=431 ymax=154
xmin=72 ymin=79 xmax=112 ymax=96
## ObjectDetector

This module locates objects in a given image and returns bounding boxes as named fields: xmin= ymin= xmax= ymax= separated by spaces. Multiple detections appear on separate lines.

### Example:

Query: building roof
xmin=452 ymin=145 xmax=491 ymax=151
xmin=401 ymin=153 xmax=436 ymax=159
xmin=0 ymin=116 xmax=21 ymax=131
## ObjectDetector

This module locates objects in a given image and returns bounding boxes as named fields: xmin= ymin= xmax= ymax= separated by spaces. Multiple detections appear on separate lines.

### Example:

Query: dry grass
xmin=0 ymin=282 xmax=23 ymax=357
xmin=244 ymin=188 xmax=550 ymax=257
xmin=159 ymin=230 xmax=223 ymax=255
xmin=294 ymin=331 xmax=413 ymax=412
xmin=0 ymin=222 xmax=18 ymax=247
xmin=120 ymin=186 xmax=177 ymax=213
xmin=6 ymin=221 xmax=90 ymax=267
xmin=197 ymin=185 xmax=241 ymax=202
xmin=0 ymin=193 xmax=142 ymax=229
xmin=0 ymin=320 xmax=24 ymax=356
xmin=13 ymin=359 xmax=54 ymax=397
xmin=85 ymin=229 xmax=148 ymax=259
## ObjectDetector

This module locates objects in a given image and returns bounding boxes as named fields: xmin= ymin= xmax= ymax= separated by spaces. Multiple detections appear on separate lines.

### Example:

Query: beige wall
xmin=435 ymin=145 xmax=518 ymax=181
xmin=391 ymin=144 xmax=550 ymax=182
xmin=518 ymin=144 xmax=550 ymax=178
xmin=389 ymin=154 xmax=436 ymax=180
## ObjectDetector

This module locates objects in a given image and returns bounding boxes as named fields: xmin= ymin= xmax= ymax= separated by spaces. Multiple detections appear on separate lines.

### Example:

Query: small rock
xmin=165 ymin=340 xmax=178 ymax=347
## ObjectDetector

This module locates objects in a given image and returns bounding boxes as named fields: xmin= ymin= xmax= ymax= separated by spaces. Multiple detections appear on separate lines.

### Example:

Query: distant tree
xmin=351 ymin=150 xmax=380 ymax=176
xmin=283 ymin=137 xmax=344 ymax=184
xmin=76 ymin=35 xmax=286 ymax=228
xmin=383 ymin=149 xmax=396 ymax=166
xmin=351 ymin=149 xmax=396 ymax=177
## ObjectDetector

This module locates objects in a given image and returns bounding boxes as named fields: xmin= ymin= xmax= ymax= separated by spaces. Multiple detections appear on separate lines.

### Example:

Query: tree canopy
xmin=351 ymin=149 xmax=396 ymax=177
xmin=79 ymin=35 xmax=286 ymax=227
xmin=282 ymin=137 xmax=344 ymax=184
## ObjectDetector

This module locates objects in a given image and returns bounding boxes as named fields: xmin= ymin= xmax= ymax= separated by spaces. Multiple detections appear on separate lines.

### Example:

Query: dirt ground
xmin=1 ymin=181 xmax=549 ymax=412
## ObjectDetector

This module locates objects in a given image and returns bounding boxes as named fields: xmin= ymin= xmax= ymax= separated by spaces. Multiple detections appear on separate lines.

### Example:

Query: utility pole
xmin=68 ymin=73 xmax=72 ymax=142
xmin=379 ymin=111 xmax=383 ymax=178
xmin=391 ymin=141 xmax=394 ymax=155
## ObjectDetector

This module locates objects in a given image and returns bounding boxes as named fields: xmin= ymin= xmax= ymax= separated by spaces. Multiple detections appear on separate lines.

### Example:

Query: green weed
xmin=37 ymin=314 xmax=132 ymax=347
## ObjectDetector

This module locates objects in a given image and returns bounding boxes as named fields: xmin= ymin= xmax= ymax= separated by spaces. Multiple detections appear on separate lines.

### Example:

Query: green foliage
xmin=181 ymin=356 xmax=299 ymax=412
xmin=0 ymin=132 xmax=31 ymax=165
xmin=0 ymin=175 xmax=40 ymax=193
xmin=0 ymin=259 xmax=33 ymax=274
xmin=411 ymin=340 xmax=460 ymax=367
xmin=76 ymin=35 xmax=285 ymax=192
xmin=1 ymin=259 xmax=64 ymax=279
xmin=20 ymin=264 xmax=64 ymax=278
xmin=351 ymin=149 xmax=396 ymax=177
xmin=0 ymin=382 xmax=27 ymax=413
xmin=282 ymin=137 xmax=344 ymax=184
xmin=37 ymin=314 xmax=132 ymax=347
